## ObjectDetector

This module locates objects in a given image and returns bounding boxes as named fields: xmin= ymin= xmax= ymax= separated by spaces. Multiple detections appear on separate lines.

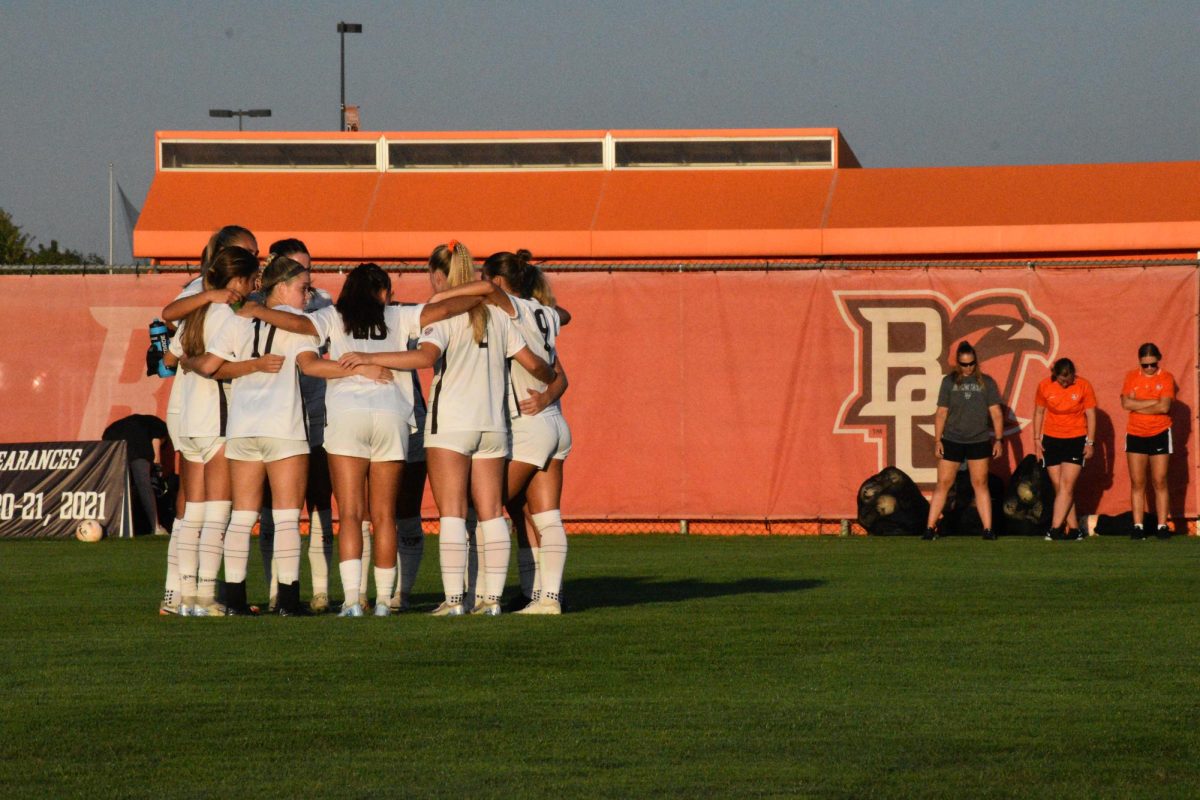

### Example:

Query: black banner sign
xmin=0 ymin=441 xmax=131 ymax=539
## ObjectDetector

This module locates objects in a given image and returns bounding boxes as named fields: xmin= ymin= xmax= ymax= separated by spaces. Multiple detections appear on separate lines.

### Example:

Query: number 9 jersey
xmin=507 ymin=295 xmax=561 ymax=419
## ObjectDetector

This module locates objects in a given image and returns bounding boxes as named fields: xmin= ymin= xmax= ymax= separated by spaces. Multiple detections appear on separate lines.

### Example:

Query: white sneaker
xmin=430 ymin=601 xmax=465 ymax=617
xmin=373 ymin=602 xmax=391 ymax=618
xmin=338 ymin=603 xmax=364 ymax=618
xmin=309 ymin=593 xmax=330 ymax=614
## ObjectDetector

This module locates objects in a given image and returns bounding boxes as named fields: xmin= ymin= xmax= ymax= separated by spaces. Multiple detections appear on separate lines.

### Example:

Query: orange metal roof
xmin=135 ymin=131 xmax=1200 ymax=262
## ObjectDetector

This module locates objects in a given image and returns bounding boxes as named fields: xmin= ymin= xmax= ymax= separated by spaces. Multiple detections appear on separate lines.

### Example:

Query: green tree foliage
xmin=0 ymin=208 xmax=31 ymax=264
xmin=0 ymin=207 xmax=103 ymax=265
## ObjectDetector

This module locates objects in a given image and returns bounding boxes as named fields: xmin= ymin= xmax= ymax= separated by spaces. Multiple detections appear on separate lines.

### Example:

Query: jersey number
xmin=534 ymin=308 xmax=555 ymax=363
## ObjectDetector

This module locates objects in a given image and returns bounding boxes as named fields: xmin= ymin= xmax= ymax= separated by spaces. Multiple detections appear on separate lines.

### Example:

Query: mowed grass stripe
xmin=1 ymin=535 xmax=1197 ymax=798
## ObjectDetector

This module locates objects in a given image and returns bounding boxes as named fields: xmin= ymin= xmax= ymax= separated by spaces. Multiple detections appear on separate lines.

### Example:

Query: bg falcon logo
xmin=833 ymin=290 xmax=1057 ymax=487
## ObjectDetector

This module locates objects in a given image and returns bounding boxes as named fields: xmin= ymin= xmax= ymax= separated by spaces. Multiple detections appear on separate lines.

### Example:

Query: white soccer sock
xmin=222 ymin=509 xmax=258 ymax=584
xmin=339 ymin=558 xmax=362 ymax=607
xmin=273 ymin=508 xmax=302 ymax=585
xmin=532 ymin=545 xmax=542 ymax=602
xmin=533 ymin=510 xmax=567 ymax=601
xmin=359 ymin=522 xmax=372 ymax=602
xmin=396 ymin=516 xmax=424 ymax=598
xmin=197 ymin=500 xmax=231 ymax=603
xmin=438 ymin=517 xmax=468 ymax=605
xmin=177 ymin=502 xmax=205 ymax=603
xmin=164 ymin=516 xmax=182 ymax=593
xmin=374 ymin=566 xmax=396 ymax=603
xmin=464 ymin=525 xmax=487 ymax=605
xmin=308 ymin=510 xmax=332 ymax=595
xmin=463 ymin=509 xmax=480 ymax=602
xmin=480 ymin=517 xmax=511 ymax=605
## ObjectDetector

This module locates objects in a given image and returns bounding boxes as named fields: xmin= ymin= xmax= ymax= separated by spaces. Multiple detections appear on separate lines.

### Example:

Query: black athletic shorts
xmin=1126 ymin=429 xmax=1172 ymax=456
xmin=1042 ymin=435 xmax=1086 ymax=467
xmin=941 ymin=438 xmax=991 ymax=463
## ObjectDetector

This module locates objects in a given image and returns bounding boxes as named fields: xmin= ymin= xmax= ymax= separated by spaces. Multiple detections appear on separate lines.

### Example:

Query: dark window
xmin=388 ymin=141 xmax=602 ymax=169
xmin=162 ymin=142 xmax=377 ymax=169
xmin=615 ymin=139 xmax=833 ymax=168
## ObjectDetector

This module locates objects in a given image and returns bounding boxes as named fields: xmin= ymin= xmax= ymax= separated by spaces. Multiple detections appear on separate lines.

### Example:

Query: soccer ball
xmin=76 ymin=520 xmax=104 ymax=542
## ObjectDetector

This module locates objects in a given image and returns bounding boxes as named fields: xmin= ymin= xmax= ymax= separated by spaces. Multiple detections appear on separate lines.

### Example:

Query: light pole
xmin=337 ymin=21 xmax=363 ymax=131
xmin=209 ymin=108 xmax=272 ymax=131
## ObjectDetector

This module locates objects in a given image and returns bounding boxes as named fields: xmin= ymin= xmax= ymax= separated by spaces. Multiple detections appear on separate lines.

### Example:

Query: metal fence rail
xmin=3 ymin=258 xmax=1197 ymax=275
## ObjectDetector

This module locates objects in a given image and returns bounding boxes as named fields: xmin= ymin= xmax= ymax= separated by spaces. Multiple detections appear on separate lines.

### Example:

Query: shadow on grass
xmin=558 ymin=576 xmax=824 ymax=611
xmin=404 ymin=577 xmax=824 ymax=613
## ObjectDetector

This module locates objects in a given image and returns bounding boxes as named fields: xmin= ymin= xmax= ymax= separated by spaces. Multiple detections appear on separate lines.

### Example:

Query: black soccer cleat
xmin=1131 ymin=526 xmax=1148 ymax=541
xmin=222 ymin=582 xmax=259 ymax=615
xmin=1156 ymin=526 xmax=1171 ymax=540
xmin=275 ymin=581 xmax=312 ymax=616
xmin=921 ymin=527 xmax=937 ymax=541
xmin=982 ymin=528 xmax=997 ymax=541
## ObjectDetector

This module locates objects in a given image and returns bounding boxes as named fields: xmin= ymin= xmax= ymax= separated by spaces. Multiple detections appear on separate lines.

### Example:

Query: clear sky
xmin=1 ymin=0 xmax=1196 ymax=262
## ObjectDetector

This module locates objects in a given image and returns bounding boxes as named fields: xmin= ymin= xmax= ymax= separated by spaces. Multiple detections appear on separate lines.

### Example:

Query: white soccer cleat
xmin=190 ymin=602 xmax=226 ymax=618
xmin=176 ymin=604 xmax=192 ymax=617
xmin=373 ymin=602 xmax=391 ymax=618
xmin=430 ymin=601 xmax=465 ymax=617
xmin=479 ymin=602 xmax=502 ymax=617
xmin=338 ymin=603 xmax=364 ymax=618
xmin=537 ymin=599 xmax=562 ymax=615
xmin=514 ymin=598 xmax=561 ymax=615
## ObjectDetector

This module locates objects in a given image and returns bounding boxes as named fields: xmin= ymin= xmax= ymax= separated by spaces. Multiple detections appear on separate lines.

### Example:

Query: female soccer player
xmin=1121 ymin=343 xmax=1176 ymax=539
xmin=1031 ymin=358 xmax=1096 ymax=540
xmin=252 ymin=238 xmax=338 ymax=613
xmin=158 ymin=226 xmax=256 ymax=614
xmin=924 ymin=341 xmax=1004 ymax=540
xmin=170 ymin=246 xmax=267 ymax=615
xmin=481 ymin=250 xmax=571 ymax=614
xmin=243 ymin=262 xmax=489 ymax=615
xmin=191 ymin=254 xmax=325 ymax=615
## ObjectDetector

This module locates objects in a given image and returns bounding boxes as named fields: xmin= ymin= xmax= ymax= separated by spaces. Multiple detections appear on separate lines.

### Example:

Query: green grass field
xmin=2 ymin=534 xmax=1199 ymax=799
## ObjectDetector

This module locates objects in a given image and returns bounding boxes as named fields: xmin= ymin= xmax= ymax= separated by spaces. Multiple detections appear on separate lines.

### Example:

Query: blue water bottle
xmin=146 ymin=319 xmax=176 ymax=377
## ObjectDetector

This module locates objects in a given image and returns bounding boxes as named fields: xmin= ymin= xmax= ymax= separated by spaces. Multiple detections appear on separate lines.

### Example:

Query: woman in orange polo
xmin=1032 ymin=358 xmax=1096 ymax=540
xmin=1121 ymin=343 xmax=1176 ymax=539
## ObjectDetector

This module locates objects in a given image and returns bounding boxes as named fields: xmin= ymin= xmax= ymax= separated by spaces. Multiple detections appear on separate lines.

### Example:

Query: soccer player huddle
xmin=158 ymin=226 xmax=571 ymax=618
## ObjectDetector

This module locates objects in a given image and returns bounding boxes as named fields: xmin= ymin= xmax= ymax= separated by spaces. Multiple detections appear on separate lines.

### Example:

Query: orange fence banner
xmin=0 ymin=266 xmax=1195 ymax=521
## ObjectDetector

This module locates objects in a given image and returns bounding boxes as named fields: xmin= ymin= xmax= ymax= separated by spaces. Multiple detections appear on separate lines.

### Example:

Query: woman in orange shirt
xmin=1031 ymin=358 xmax=1096 ymax=540
xmin=1121 ymin=343 xmax=1176 ymax=539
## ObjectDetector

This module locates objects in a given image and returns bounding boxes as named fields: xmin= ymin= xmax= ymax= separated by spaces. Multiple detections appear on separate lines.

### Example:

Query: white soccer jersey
xmin=175 ymin=303 xmax=236 ymax=438
xmin=207 ymin=305 xmax=320 ymax=441
xmin=507 ymin=295 xmax=562 ymax=419
xmin=165 ymin=278 xmax=203 ymax=418
xmin=420 ymin=304 xmax=529 ymax=434
xmin=307 ymin=303 xmax=424 ymax=422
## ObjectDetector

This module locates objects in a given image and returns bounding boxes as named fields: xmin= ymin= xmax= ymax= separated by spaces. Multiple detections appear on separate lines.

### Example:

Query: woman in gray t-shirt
xmin=923 ymin=341 xmax=1004 ymax=540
